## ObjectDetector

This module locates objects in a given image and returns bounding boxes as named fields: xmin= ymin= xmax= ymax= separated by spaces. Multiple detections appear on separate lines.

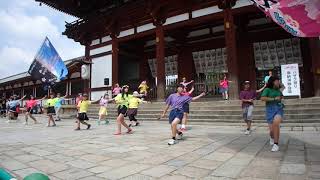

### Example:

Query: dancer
xmin=180 ymin=77 xmax=194 ymax=90
xmin=98 ymin=93 xmax=113 ymax=125
xmin=24 ymin=95 xmax=46 ymax=125
xmin=219 ymin=74 xmax=231 ymax=100
xmin=161 ymin=84 xmax=205 ymax=145
xmin=127 ymin=91 xmax=148 ymax=127
xmin=112 ymin=83 xmax=122 ymax=98
xmin=239 ymin=81 xmax=265 ymax=135
xmin=54 ymin=93 xmax=68 ymax=121
xmin=261 ymin=76 xmax=284 ymax=152
xmin=138 ymin=81 xmax=149 ymax=100
xmin=75 ymin=94 xmax=100 ymax=130
xmin=180 ymin=86 xmax=195 ymax=132
xmin=7 ymin=95 xmax=26 ymax=122
xmin=114 ymin=85 xmax=133 ymax=135
xmin=45 ymin=93 xmax=57 ymax=127
xmin=264 ymin=70 xmax=273 ymax=85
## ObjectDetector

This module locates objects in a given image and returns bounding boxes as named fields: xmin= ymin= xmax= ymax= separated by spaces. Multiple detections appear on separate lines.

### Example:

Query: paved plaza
xmin=1 ymin=116 xmax=320 ymax=180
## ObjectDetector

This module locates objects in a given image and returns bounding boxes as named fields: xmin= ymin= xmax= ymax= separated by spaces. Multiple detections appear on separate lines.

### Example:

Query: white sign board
xmin=281 ymin=63 xmax=301 ymax=97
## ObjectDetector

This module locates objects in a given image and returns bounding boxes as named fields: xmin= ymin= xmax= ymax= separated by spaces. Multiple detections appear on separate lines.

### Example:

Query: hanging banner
xmin=28 ymin=37 xmax=68 ymax=85
xmin=281 ymin=63 xmax=301 ymax=97
xmin=251 ymin=0 xmax=320 ymax=37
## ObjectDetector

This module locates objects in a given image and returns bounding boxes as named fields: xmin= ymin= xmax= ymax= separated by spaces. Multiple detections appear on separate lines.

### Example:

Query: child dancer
xmin=127 ymin=91 xmax=148 ymax=127
xmin=98 ymin=93 xmax=113 ymax=125
xmin=138 ymin=81 xmax=149 ymax=100
xmin=161 ymin=84 xmax=205 ymax=145
xmin=112 ymin=83 xmax=122 ymax=98
xmin=180 ymin=86 xmax=195 ymax=132
xmin=114 ymin=85 xmax=133 ymax=135
xmin=45 ymin=93 xmax=57 ymax=127
xmin=54 ymin=93 xmax=68 ymax=121
xmin=7 ymin=95 xmax=26 ymax=122
xmin=75 ymin=94 xmax=100 ymax=130
xmin=24 ymin=95 xmax=46 ymax=125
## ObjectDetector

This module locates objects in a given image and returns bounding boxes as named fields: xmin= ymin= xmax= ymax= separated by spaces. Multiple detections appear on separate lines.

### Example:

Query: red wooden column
xmin=177 ymin=46 xmax=194 ymax=81
xmin=155 ymin=25 xmax=166 ymax=100
xmin=84 ymin=44 xmax=90 ymax=95
xmin=309 ymin=38 xmax=320 ymax=96
xmin=224 ymin=8 xmax=239 ymax=99
xmin=111 ymin=35 xmax=119 ymax=86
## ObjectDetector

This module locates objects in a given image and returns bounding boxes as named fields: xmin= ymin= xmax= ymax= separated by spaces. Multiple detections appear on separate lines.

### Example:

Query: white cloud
xmin=0 ymin=0 xmax=84 ymax=79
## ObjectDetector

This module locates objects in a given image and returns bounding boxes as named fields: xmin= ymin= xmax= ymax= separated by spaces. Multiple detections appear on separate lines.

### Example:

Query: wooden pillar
xmin=309 ymin=38 xmax=320 ymax=96
xmin=177 ymin=46 xmax=195 ymax=82
xmin=224 ymin=8 xmax=239 ymax=99
xmin=301 ymin=39 xmax=314 ymax=97
xmin=155 ymin=25 xmax=166 ymax=100
xmin=84 ymin=45 xmax=90 ymax=96
xmin=140 ymin=54 xmax=149 ymax=81
xmin=111 ymin=36 xmax=119 ymax=86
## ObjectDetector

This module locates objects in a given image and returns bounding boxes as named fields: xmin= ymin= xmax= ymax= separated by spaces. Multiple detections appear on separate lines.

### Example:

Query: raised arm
xmin=256 ymin=85 xmax=266 ymax=93
xmin=188 ymin=87 xmax=195 ymax=94
xmin=192 ymin=92 xmax=206 ymax=101
xmin=19 ymin=95 xmax=27 ymax=101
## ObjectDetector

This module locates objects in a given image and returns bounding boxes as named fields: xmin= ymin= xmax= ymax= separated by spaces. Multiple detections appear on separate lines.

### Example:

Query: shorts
xmin=78 ymin=113 xmax=89 ymax=121
xmin=117 ymin=106 xmax=128 ymax=116
xmin=127 ymin=108 xmax=138 ymax=116
xmin=27 ymin=107 xmax=35 ymax=114
xmin=99 ymin=107 xmax=108 ymax=116
xmin=9 ymin=106 xmax=16 ymax=112
xmin=219 ymin=87 xmax=228 ymax=93
xmin=47 ymin=106 xmax=56 ymax=115
xmin=242 ymin=105 xmax=253 ymax=121
xmin=168 ymin=109 xmax=184 ymax=124
xmin=183 ymin=103 xmax=190 ymax=113
xmin=266 ymin=104 xmax=284 ymax=124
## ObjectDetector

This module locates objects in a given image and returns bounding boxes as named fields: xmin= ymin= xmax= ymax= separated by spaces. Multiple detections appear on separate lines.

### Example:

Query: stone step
xmin=86 ymin=108 xmax=320 ymax=115
xmin=86 ymin=115 xmax=320 ymax=124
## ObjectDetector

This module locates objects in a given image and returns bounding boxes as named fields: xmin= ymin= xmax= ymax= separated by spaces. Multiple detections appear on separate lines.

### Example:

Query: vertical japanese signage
xmin=281 ymin=63 xmax=301 ymax=97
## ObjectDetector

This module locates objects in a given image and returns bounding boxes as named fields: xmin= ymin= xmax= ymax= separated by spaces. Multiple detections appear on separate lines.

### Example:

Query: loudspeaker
xmin=104 ymin=78 xmax=109 ymax=86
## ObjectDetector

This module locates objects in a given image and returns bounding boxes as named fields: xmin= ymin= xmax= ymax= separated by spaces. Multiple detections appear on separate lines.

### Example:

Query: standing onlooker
xmin=138 ymin=81 xmax=149 ymax=100
xmin=112 ymin=83 xmax=122 ymax=97
xmin=239 ymin=81 xmax=265 ymax=135
xmin=219 ymin=74 xmax=231 ymax=100
xmin=261 ymin=76 xmax=284 ymax=152
xmin=264 ymin=70 xmax=273 ymax=85
xmin=54 ymin=93 xmax=68 ymax=121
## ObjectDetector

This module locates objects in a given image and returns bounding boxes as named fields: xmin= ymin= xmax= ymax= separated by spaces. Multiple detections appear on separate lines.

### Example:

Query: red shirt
xmin=26 ymin=100 xmax=38 ymax=108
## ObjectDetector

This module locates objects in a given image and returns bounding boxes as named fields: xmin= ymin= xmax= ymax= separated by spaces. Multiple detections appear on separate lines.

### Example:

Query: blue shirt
xmin=54 ymin=98 xmax=64 ymax=108
xmin=8 ymin=100 xmax=20 ymax=108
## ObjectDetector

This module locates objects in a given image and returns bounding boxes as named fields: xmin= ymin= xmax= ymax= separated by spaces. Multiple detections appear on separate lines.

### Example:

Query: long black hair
xmin=266 ymin=76 xmax=280 ymax=89
xmin=121 ymin=86 xmax=129 ymax=99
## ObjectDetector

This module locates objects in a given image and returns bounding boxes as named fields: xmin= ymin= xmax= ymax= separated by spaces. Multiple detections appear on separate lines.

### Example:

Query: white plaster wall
xmin=192 ymin=6 xmax=222 ymax=18
xmin=137 ymin=23 xmax=155 ymax=33
xmin=91 ymin=39 xmax=100 ymax=46
xmin=234 ymin=0 xmax=253 ymax=8
xmin=119 ymin=28 xmax=135 ymax=38
xmin=90 ymin=45 xmax=112 ymax=56
xmin=101 ymin=35 xmax=111 ymax=43
xmin=91 ymin=91 xmax=106 ymax=101
xmin=164 ymin=13 xmax=189 ymax=25
xmin=91 ymin=55 xmax=112 ymax=88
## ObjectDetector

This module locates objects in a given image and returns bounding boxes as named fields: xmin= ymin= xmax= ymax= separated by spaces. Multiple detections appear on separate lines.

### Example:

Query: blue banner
xmin=28 ymin=37 xmax=68 ymax=85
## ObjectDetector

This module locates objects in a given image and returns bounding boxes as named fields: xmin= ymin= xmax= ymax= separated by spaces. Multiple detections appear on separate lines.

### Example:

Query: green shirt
xmin=115 ymin=94 xmax=133 ymax=108
xmin=261 ymin=88 xmax=282 ymax=105
xmin=46 ymin=98 xmax=58 ymax=107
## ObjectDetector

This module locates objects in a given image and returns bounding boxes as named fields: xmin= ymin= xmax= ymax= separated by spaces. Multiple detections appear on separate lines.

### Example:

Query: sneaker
xmin=129 ymin=124 xmax=132 ymax=127
xmin=52 ymin=124 xmax=56 ymax=127
xmin=177 ymin=133 xmax=183 ymax=140
xmin=270 ymin=138 xmax=274 ymax=145
xmin=104 ymin=120 xmax=109 ymax=125
xmin=114 ymin=132 xmax=121 ymax=135
xmin=87 ymin=124 xmax=91 ymax=130
xmin=168 ymin=139 xmax=176 ymax=145
xmin=6 ymin=120 xmax=10 ymax=123
xmin=135 ymin=122 xmax=140 ymax=126
xmin=23 ymin=122 xmax=28 ymax=125
xmin=127 ymin=128 xmax=133 ymax=134
xmin=74 ymin=127 xmax=80 ymax=131
xmin=245 ymin=130 xmax=250 ymax=135
xmin=271 ymin=144 xmax=279 ymax=152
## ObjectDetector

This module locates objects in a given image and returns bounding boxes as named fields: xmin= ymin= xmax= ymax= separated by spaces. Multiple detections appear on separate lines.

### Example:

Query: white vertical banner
xmin=281 ymin=63 xmax=301 ymax=97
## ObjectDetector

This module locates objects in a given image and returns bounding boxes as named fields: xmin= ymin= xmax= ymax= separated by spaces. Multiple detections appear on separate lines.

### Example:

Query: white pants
xmin=55 ymin=107 xmax=61 ymax=119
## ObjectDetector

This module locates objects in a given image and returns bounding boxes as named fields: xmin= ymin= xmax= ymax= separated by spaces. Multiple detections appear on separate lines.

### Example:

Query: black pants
xmin=129 ymin=114 xmax=137 ymax=122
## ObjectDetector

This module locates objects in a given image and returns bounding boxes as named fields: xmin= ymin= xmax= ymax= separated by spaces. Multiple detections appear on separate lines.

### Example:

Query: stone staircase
xmin=86 ymin=97 xmax=320 ymax=127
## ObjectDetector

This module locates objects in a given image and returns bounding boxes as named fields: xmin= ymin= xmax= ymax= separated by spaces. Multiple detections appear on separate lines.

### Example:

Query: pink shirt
xmin=113 ymin=87 xmax=121 ymax=95
xmin=220 ymin=80 xmax=229 ymax=88
xmin=26 ymin=100 xmax=37 ymax=108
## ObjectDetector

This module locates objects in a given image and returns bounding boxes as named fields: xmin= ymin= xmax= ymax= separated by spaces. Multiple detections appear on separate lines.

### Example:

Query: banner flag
xmin=28 ymin=37 xmax=68 ymax=86
xmin=250 ymin=0 xmax=320 ymax=37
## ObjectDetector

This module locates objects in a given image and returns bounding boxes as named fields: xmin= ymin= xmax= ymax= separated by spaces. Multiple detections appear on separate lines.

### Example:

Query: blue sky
xmin=0 ymin=0 xmax=84 ymax=79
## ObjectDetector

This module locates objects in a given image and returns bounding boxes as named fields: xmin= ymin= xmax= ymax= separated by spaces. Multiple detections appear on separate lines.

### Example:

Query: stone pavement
xmin=0 ymin=116 xmax=320 ymax=180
